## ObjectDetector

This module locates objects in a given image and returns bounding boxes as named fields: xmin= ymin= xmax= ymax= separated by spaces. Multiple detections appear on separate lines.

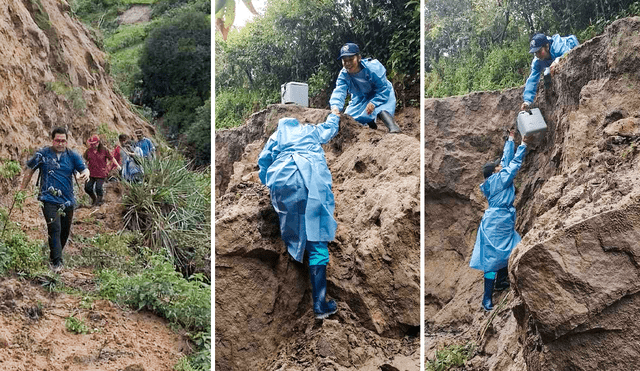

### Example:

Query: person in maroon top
xmin=107 ymin=134 xmax=128 ymax=176
xmin=84 ymin=135 xmax=120 ymax=206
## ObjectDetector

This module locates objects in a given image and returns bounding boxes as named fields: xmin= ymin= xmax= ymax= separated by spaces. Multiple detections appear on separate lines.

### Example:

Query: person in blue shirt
xmin=134 ymin=129 xmax=155 ymax=158
xmin=330 ymin=43 xmax=401 ymax=133
xmin=20 ymin=127 xmax=90 ymax=273
xmin=521 ymin=33 xmax=579 ymax=110
xmin=469 ymin=130 xmax=530 ymax=311
xmin=258 ymin=113 xmax=340 ymax=319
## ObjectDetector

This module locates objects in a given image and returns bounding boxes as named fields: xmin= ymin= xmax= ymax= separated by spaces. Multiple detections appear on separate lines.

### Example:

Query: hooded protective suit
xmin=469 ymin=139 xmax=528 ymax=272
xmin=329 ymin=58 xmax=396 ymax=124
xmin=258 ymin=114 xmax=340 ymax=264
xmin=523 ymin=34 xmax=579 ymax=104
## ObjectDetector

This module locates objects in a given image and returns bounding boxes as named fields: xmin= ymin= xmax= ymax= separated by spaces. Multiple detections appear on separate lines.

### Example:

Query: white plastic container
xmin=517 ymin=108 xmax=547 ymax=136
xmin=280 ymin=82 xmax=309 ymax=107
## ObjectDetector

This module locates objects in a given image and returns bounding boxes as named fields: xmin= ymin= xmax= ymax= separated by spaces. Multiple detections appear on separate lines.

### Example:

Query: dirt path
xmin=0 ymin=180 xmax=189 ymax=371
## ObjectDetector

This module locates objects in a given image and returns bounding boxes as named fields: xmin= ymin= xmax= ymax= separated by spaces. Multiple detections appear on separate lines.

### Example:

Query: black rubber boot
xmin=96 ymin=194 xmax=104 ymax=206
xmin=377 ymin=110 xmax=401 ymax=133
xmin=494 ymin=267 xmax=510 ymax=291
xmin=309 ymin=265 xmax=338 ymax=319
xmin=482 ymin=277 xmax=495 ymax=311
xmin=367 ymin=120 xmax=377 ymax=129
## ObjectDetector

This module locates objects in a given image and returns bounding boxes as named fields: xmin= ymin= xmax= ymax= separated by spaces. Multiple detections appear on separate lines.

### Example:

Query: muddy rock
xmin=425 ymin=16 xmax=640 ymax=371
xmin=215 ymin=105 xmax=420 ymax=370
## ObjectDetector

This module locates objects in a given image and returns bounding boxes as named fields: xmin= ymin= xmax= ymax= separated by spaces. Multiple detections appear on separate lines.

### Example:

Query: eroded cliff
xmin=425 ymin=16 xmax=640 ymax=371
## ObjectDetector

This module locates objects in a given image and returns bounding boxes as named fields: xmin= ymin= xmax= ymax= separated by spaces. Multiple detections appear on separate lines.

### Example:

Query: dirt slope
xmin=425 ymin=17 xmax=640 ymax=370
xmin=215 ymin=104 xmax=420 ymax=370
xmin=0 ymin=0 xmax=151 ymax=159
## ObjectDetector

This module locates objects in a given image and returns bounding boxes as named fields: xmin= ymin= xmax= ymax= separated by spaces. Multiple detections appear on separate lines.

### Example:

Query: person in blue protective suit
xmin=470 ymin=129 xmax=530 ymax=311
xmin=521 ymin=33 xmax=579 ymax=110
xmin=329 ymin=43 xmax=401 ymax=133
xmin=258 ymin=113 xmax=341 ymax=319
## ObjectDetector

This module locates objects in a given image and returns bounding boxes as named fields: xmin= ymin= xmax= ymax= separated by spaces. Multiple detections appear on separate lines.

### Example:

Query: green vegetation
xmin=71 ymin=0 xmax=211 ymax=166
xmin=425 ymin=0 xmax=640 ymax=98
xmin=0 ymin=160 xmax=21 ymax=180
xmin=65 ymin=316 xmax=92 ymax=334
xmin=121 ymin=154 xmax=210 ymax=273
xmin=426 ymin=343 xmax=476 ymax=371
xmin=215 ymin=0 xmax=420 ymax=129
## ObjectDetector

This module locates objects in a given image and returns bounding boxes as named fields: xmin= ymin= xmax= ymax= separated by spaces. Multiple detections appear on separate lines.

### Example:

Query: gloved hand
xmin=520 ymin=102 xmax=530 ymax=111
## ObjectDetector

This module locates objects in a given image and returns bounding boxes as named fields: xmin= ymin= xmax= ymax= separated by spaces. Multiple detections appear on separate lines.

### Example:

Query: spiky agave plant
xmin=121 ymin=153 xmax=210 ymax=276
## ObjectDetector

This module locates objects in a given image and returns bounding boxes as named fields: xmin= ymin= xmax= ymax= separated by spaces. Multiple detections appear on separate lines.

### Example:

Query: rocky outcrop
xmin=0 ymin=0 xmax=150 ymax=161
xmin=425 ymin=16 xmax=640 ymax=370
xmin=215 ymin=105 xmax=420 ymax=370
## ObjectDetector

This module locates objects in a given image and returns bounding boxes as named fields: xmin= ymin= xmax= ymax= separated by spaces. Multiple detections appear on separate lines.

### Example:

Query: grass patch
xmin=104 ymin=24 xmax=150 ymax=53
xmin=426 ymin=342 xmax=476 ymax=371
xmin=67 ymin=232 xmax=148 ymax=275
xmin=65 ymin=316 xmax=92 ymax=334
xmin=45 ymin=81 xmax=86 ymax=114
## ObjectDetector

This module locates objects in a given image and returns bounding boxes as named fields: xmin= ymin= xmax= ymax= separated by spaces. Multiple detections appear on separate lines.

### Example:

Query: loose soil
xmin=0 ymin=179 xmax=189 ymax=371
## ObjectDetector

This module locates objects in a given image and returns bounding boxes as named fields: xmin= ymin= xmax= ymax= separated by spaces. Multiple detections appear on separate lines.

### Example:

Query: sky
xmin=234 ymin=0 xmax=267 ymax=28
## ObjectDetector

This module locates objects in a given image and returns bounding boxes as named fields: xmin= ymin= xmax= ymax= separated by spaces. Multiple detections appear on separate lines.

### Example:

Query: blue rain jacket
xmin=258 ymin=114 xmax=340 ymax=263
xmin=523 ymin=34 xmax=579 ymax=104
xmin=329 ymin=58 xmax=396 ymax=124
xmin=470 ymin=139 xmax=528 ymax=272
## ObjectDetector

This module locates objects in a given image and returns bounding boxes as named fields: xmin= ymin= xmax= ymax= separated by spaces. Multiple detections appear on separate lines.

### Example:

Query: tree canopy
xmin=215 ymin=0 xmax=420 ymax=129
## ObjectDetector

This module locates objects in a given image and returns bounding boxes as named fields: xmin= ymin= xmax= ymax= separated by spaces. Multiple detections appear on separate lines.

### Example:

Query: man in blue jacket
xmin=20 ymin=127 xmax=90 ymax=273
xmin=521 ymin=33 xmax=579 ymax=111
xmin=258 ymin=113 xmax=341 ymax=319
xmin=470 ymin=130 xmax=530 ymax=311
xmin=330 ymin=43 xmax=401 ymax=133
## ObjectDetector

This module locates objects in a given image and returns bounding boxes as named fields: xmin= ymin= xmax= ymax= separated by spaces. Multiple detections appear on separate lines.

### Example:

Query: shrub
xmin=121 ymin=154 xmax=210 ymax=276
xmin=426 ymin=343 xmax=476 ymax=371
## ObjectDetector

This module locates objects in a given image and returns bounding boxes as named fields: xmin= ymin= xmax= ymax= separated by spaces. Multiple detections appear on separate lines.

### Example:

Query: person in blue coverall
xmin=330 ymin=43 xmax=401 ymax=133
xmin=258 ymin=113 xmax=341 ymax=319
xmin=470 ymin=130 xmax=530 ymax=311
xmin=521 ymin=33 xmax=579 ymax=110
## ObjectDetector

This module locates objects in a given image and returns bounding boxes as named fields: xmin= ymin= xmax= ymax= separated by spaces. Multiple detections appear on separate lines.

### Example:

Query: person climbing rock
xmin=134 ymin=129 xmax=155 ymax=159
xmin=83 ymin=135 xmax=120 ymax=206
xmin=258 ymin=113 xmax=341 ymax=319
xmin=20 ymin=127 xmax=90 ymax=273
xmin=469 ymin=129 xmax=530 ymax=311
xmin=521 ymin=33 xmax=579 ymax=111
xmin=330 ymin=43 xmax=401 ymax=133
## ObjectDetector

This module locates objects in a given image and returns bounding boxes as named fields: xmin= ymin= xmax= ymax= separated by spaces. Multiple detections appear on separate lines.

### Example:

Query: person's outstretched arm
xmin=315 ymin=113 xmax=341 ymax=144
xmin=329 ymin=71 xmax=349 ymax=114
xmin=258 ymin=134 xmax=278 ymax=185
xmin=523 ymin=59 xmax=542 ymax=107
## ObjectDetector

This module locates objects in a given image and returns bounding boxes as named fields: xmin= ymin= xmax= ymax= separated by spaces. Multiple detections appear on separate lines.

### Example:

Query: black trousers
xmin=42 ymin=202 xmax=74 ymax=266
xmin=84 ymin=177 xmax=105 ymax=199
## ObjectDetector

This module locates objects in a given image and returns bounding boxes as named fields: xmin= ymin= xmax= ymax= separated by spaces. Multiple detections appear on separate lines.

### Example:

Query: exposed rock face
xmin=0 ymin=0 xmax=150 ymax=161
xmin=425 ymin=17 xmax=640 ymax=370
xmin=215 ymin=105 xmax=420 ymax=370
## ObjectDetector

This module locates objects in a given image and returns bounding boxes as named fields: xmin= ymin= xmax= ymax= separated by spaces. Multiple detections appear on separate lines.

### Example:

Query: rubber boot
xmin=494 ymin=267 xmax=510 ymax=291
xmin=377 ymin=110 xmax=401 ymax=133
xmin=309 ymin=265 xmax=338 ymax=319
xmin=367 ymin=120 xmax=377 ymax=130
xmin=482 ymin=277 xmax=495 ymax=311
xmin=96 ymin=194 xmax=104 ymax=206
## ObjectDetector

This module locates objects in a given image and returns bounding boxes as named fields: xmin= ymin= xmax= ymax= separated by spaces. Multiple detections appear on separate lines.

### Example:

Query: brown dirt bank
xmin=215 ymin=105 xmax=420 ymax=370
